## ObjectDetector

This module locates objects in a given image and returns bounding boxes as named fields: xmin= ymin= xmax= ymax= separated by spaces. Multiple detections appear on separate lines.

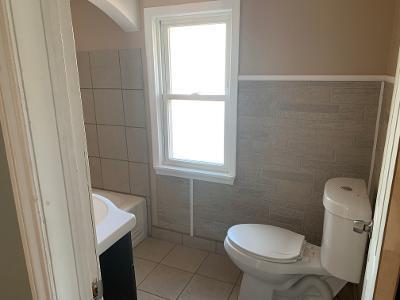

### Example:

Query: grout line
xmin=134 ymin=258 xmax=157 ymax=286
xmin=161 ymin=243 xmax=178 ymax=262
xmin=137 ymin=288 xmax=169 ymax=300
xmin=135 ymin=243 xmax=177 ymax=264
xmin=86 ymin=53 xmax=105 ymax=188
xmin=195 ymin=252 xmax=209 ymax=273
xmin=92 ymin=156 xmax=149 ymax=164
xmin=85 ymin=87 xmax=145 ymax=91
xmin=135 ymin=244 xmax=178 ymax=294
xmin=226 ymin=282 xmax=237 ymax=300
xmin=192 ymin=272 xmax=239 ymax=286
xmin=194 ymin=252 xmax=209 ymax=274
xmin=234 ymin=272 xmax=242 ymax=286
xmin=176 ymin=272 xmax=196 ymax=300
xmin=116 ymin=49 xmax=135 ymax=195
xmin=135 ymin=238 xmax=239 ymax=299
xmin=91 ymin=122 xmax=146 ymax=129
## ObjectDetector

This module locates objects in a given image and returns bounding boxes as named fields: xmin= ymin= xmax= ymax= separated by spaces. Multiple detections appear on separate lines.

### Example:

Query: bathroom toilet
xmin=224 ymin=178 xmax=372 ymax=300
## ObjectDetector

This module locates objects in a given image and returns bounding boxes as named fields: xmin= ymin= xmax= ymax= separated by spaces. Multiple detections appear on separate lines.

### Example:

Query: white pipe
xmin=276 ymin=275 xmax=333 ymax=300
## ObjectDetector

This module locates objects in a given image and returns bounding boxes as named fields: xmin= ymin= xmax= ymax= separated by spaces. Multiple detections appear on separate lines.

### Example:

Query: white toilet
xmin=224 ymin=178 xmax=372 ymax=300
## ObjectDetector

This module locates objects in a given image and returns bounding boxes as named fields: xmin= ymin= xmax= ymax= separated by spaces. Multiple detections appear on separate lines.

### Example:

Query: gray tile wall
xmin=77 ymin=49 xmax=382 ymax=246
xmin=370 ymin=81 xmax=394 ymax=206
xmin=158 ymin=81 xmax=381 ymax=245
xmin=194 ymin=81 xmax=380 ymax=244
xmin=77 ymin=49 xmax=150 ymax=197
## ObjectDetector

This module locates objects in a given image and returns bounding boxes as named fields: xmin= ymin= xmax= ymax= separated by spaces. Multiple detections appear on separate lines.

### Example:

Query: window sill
xmin=154 ymin=165 xmax=235 ymax=185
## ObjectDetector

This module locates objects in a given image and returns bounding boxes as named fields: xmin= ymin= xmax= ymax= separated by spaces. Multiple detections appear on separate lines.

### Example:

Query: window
xmin=144 ymin=0 xmax=240 ymax=184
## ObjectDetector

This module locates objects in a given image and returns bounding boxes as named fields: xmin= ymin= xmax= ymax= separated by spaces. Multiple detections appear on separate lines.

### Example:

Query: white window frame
xmin=144 ymin=0 xmax=240 ymax=185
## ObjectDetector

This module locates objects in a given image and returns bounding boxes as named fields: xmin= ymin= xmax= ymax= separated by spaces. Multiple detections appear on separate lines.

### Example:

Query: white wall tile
xmin=157 ymin=175 xmax=190 ymax=234
xmin=88 ymin=157 xmax=103 ymax=188
xmin=129 ymin=162 xmax=149 ymax=196
xmin=151 ymin=227 xmax=183 ymax=244
xmin=80 ymin=49 xmax=153 ymax=223
xmin=84 ymin=124 xmax=99 ymax=156
xmin=97 ymin=125 xmax=128 ymax=160
xmin=90 ymin=50 xmax=121 ymax=88
xmin=126 ymin=127 xmax=148 ymax=162
xmin=80 ymin=89 xmax=96 ymax=124
xmin=94 ymin=89 xmax=124 ymax=125
xmin=101 ymin=158 xmax=130 ymax=193
xmin=119 ymin=48 xmax=144 ymax=89
xmin=123 ymin=90 xmax=146 ymax=127
xmin=76 ymin=51 xmax=92 ymax=88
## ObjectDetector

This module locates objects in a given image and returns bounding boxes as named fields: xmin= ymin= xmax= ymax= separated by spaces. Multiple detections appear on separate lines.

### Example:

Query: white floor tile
xmin=137 ymin=290 xmax=167 ymax=300
xmin=228 ymin=285 xmax=240 ymax=300
xmin=162 ymin=245 xmax=208 ymax=272
xmin=135 ymin=238 xmax=175 ymax=262
xmin=197 ymin=254 xmax=240 ymax=284
xmin=138 ymin=264 xmax=193 ymax=299
xmin=178 ymin=275 xmax=233 ymax=300
xmin=135 ymin=257 xmax=157 ymax=286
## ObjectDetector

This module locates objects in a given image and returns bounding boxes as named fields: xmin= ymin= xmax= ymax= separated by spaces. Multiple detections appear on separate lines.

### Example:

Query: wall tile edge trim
xmin=238 ymin=75 xmax=395 ymax=83
xmin=368 ymin=81 xmax=385 ymax=195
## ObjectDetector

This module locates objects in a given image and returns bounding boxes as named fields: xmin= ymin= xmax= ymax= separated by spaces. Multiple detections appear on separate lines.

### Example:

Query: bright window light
xmin=169 ymin=100 xmax=225 ymax=164
xmin=144 ymin=0 xmax=239 ymax=184
xmin=163 ymin=19 xmax=229 ymax=166
xmin=168 ymin=23 xmax=227 ymax=95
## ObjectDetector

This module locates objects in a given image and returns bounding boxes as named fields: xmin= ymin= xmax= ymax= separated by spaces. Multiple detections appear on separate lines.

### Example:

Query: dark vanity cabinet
xmin=99 ymin=233 xmax=137 ymax=300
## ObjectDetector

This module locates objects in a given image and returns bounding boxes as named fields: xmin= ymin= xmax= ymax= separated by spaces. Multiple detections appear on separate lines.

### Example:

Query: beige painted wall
xmin=71 ymin=0 xmax=397 ymax=75
xmin=387 ymin=0 xmax=400 ymax=75
xmin=70 ymin=0 xmax=208 ymax=50
xmin=0 ymin=128 xmax=32 ymax=300
xmin=240 ymin=0 xmax=394 ymax=75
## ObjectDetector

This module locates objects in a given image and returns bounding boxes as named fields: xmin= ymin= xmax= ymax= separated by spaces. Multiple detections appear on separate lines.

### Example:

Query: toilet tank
xmin=320 ymin=178 xmax=372 ymax=283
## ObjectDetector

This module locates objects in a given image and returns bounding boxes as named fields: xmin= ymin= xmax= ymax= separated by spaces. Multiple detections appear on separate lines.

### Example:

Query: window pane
xmin=168 ymin=23 xmax=226 ymax=95
xmin=169 ymin=100 xmax=224 ymax=164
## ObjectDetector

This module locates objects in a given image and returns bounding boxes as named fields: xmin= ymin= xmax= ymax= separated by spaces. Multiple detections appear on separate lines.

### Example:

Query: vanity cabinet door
xmin=100 ymin=233 xmax=137 ymax=300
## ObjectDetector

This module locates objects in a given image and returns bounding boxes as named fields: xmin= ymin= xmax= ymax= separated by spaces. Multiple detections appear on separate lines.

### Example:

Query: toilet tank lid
xmin=323 ymin=178 xmax=371 ymax=221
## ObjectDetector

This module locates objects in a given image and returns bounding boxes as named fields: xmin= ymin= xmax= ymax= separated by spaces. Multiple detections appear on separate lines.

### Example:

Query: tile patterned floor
xmin=134 ymin=238 xmax=241 ymax=300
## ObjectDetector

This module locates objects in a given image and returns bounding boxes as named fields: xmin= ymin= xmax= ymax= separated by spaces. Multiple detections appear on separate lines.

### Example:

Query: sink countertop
xmin=93 ymin=193 xmax=136 ymax=255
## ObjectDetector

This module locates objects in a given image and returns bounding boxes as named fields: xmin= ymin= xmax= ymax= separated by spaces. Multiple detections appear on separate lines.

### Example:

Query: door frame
xmin=0 ymin=0 xmax=100 ymax=299
xmin=373 ymin=152 xmax=400 ymax=299
xmin=1 ymin=0 xmax=400 ymax=299
xmin=362 ymin=51 xmax=400 ymax=299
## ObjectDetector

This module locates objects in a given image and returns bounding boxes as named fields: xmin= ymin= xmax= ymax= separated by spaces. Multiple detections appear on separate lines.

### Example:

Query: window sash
xmin=158 ymin=15 xmax=232 ymax=172
xmin=162 ymin=98 xmax=227 ymax=172
xmin=160 ymin=15 xmax=231 ymax=97
xmin=164 ymin=94 xmax=226 ymax=101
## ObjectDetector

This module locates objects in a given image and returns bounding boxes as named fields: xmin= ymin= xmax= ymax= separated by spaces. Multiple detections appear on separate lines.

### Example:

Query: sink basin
xmin=92 ymin=193 xmax=136 ymax=255
xmin=93 ymin=195 xmax=108 ymax=224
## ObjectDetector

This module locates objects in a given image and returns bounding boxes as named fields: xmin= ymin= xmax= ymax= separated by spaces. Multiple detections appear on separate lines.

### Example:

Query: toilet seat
xmin=225 ymin=237 xmax=328 ymax=276
xmin=227 ymin=224 xmax=305 ymax=263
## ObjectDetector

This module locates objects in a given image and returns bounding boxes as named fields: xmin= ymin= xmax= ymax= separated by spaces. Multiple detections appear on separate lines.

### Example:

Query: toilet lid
xmin=227 ymin=224 xmax=305 ymax=263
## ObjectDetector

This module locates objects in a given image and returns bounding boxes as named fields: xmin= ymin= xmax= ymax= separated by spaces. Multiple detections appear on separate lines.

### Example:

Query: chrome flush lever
xmin=353 ymin=220 xmax=373 ymax=238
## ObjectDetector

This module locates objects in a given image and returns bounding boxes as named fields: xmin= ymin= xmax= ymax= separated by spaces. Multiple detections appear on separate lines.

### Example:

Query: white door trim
xmin=0 ymin=0 xmax=100 ymax=299
xmin=0 ymin=2 xmax=54 ymax=298
xmin=362 ymin=52 xmax=400 ymax=299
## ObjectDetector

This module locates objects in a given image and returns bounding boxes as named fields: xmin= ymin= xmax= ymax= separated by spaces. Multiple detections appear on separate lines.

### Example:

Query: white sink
xmin=92 ymin=193 xmax=136 ymax=255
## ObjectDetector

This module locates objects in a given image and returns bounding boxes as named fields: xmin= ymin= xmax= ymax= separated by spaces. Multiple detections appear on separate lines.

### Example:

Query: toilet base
xmin=238 ymin=273 xmax=346 ymax=300
xmin=239 ymin=273 xmax=275 ymax=300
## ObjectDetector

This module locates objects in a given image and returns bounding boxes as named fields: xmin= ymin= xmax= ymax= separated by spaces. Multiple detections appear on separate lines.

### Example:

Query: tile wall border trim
xmin=238 ymin=75 xmax=396 ymax=83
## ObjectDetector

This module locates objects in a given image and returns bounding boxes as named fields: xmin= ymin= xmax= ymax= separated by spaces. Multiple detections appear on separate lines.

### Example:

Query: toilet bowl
xmin=224 ymin=178 xmax=372 ymax=300
xmin=225 ymin=225 xmax=345 ymax=299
